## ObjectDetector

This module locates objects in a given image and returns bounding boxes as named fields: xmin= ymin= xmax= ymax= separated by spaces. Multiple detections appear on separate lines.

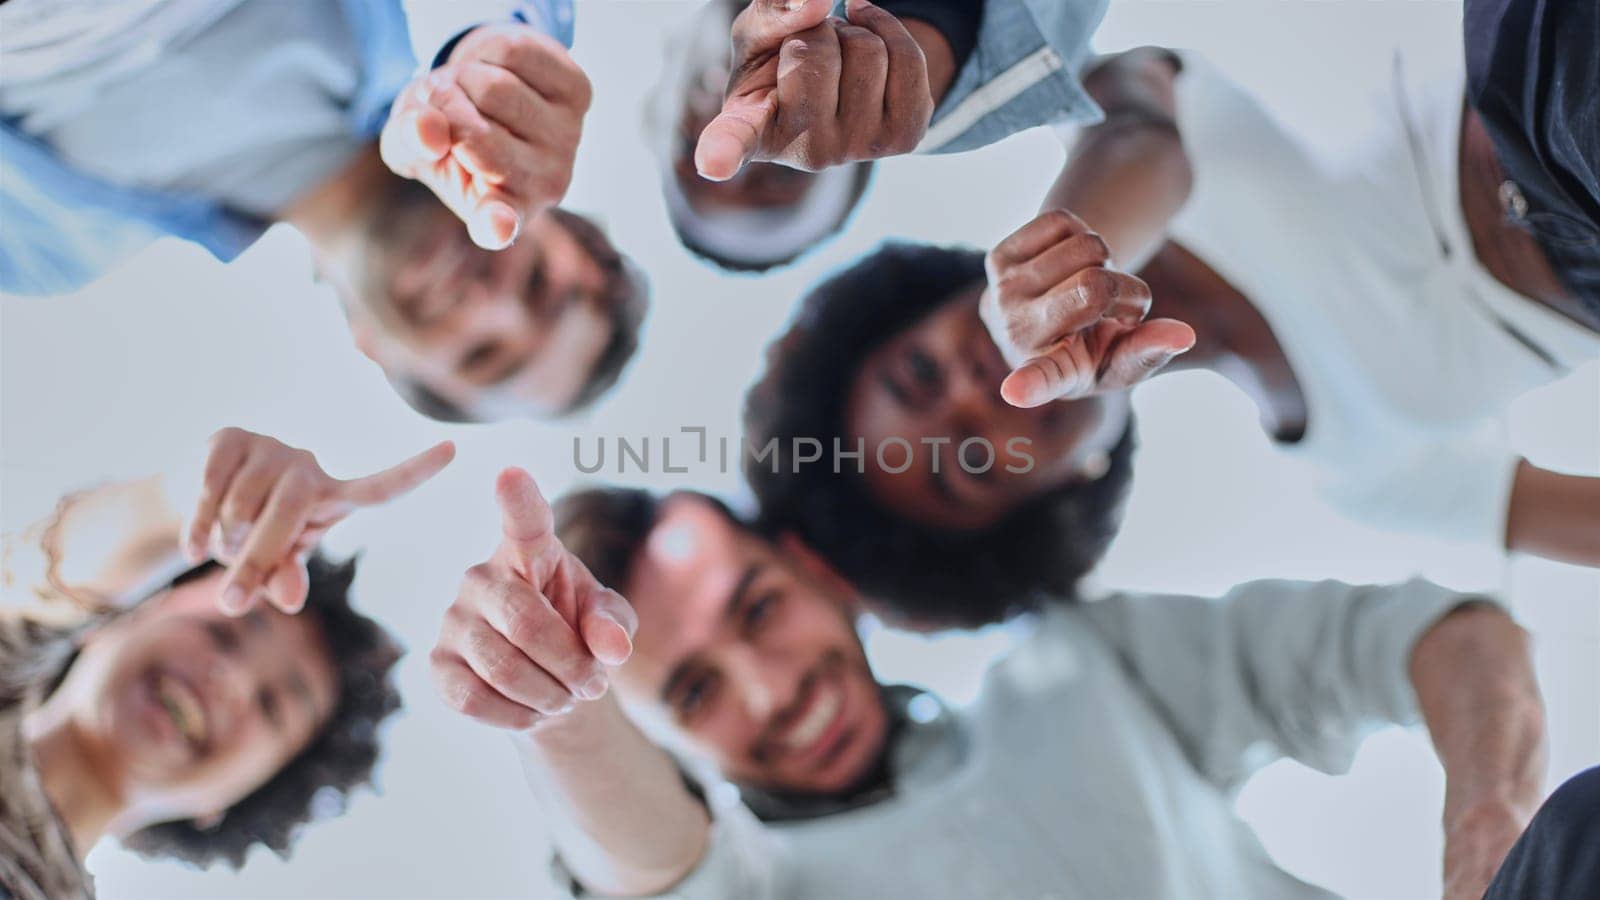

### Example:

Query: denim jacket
xmin=0 ymin=0 xmax=571 ymax=296
xmin=919 ymin=0 xmax=1108 ymax=154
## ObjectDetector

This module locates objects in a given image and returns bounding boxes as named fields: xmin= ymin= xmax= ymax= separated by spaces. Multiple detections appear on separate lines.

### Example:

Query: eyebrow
xmin=658 ymin=563 xmax=762 ymax=704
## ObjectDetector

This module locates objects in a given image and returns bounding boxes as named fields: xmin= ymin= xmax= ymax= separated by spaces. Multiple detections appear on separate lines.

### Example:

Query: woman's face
xmin=845 ymin=287 xmax=1131 ymax=532
xmin=56 ymin=570 xmax=338 ymax=827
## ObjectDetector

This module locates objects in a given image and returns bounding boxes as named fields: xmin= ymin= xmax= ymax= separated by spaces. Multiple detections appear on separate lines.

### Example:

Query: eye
xmin=908 ymin=348 xmax=940 ymax=387
xmin=742 ymin=591 xmax=781 ymax=634
xmin=204 ymin=621 xmax=239 ymax=654
xmin=675 ymin=671 xmax=721 ymax=723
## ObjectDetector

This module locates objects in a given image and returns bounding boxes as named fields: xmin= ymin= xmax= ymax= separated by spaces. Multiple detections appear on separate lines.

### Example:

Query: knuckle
xmin=428 ymin=646 xmax=455 ymax=672
xmin=501 ymin=604 xmax=544 ymax=648
xmin=571 ymin=72 xmax=594 ymax=111
xmin=994 ymin=272 xmax=1027 ymax=300
xmin=483 ymin=68 xmax=522 ymax=108
xmin=208 ymin=426 xmax=244 ymax=448
xmin=1040 ymin=208 xmax=1077 ymax=230
xmin=1082 ymin=267 xmax=1118 ymax=301
xmin=453 ymin=685 xmax=490 ymax=717
xmin=482 ymin=650 xmax=524 ymax=687
xmin=1078 ymin=232 xmax=1111 ymax=263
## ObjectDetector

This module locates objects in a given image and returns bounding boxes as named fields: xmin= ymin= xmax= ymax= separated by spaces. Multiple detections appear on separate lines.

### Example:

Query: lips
xmin=779 ymin=677 xmax=843 ymax=754
xmin=150 ymin=669 xmax=211 ymax=754
xmin=761 ymin=660 xmax=858 ymax=774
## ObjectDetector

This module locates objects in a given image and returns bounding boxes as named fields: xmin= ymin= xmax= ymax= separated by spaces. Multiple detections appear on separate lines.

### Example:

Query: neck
xmin=23 ymin=700 xmax=124 ymax=860
xmin=1457 ymin=104 xmax=1593 ymax=329
xmin=281 ymin=144 xmax=392 ymax=282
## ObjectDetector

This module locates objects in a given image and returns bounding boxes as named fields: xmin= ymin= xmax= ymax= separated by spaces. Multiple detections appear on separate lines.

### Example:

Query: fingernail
xmin=220 ymin=584 xmax=248 ymax=615
xmin=579 ymin=674 xmax=609 ymax=700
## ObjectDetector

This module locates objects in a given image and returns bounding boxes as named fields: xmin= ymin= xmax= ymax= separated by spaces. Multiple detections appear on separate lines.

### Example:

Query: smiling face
xmin=56 ymin=569 xmax=337 ymax=825
xmin=350 ymin=199 xmax=644 ymax=419
xmin=612 ymin=496 xmax=889 ymax=797
xmin=845 ymin=287 xmax=1131 ymax=532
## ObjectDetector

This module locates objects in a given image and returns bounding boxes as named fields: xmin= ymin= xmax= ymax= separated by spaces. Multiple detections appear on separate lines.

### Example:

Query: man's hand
xmin=381 ymin=26 xmax=592 ymax=250
xmin=1442 ymin=798 xmax=1531 ymax=900
xmin=979 ymin=210 xmax=1196 ymax=407
xmin=431 ymin=468 xmax=637 ymax=732
xmin=186 ymin=428 xmax=455 ymax=615
xmin=695 ymin=0 xmax=933 ymax=181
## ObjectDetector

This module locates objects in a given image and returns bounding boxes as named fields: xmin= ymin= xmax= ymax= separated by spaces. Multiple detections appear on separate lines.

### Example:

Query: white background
xmin=3 ymin=1 xmax=1597 ymax=897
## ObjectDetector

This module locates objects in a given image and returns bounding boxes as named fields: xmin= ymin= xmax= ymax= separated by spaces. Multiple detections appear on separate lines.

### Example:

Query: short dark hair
xmin=553 ymin=486 xmax=744 ymax=594
xmin=119 ymin=555 xmax=403 ymax=869
xmin=668 ymin=162 xmax=875 ymax=274
xmin=378 ymin=204 xmax=647 ymax=423
xmin=743 ymin=242 xmax=1136 ymax=629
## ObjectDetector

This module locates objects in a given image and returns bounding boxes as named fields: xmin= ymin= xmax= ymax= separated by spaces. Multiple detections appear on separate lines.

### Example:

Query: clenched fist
xmin=187 ymin=428 xmax=455 ymax=615
xmin=431 ymin=468 xmax=637 ymax=731
xmin=696 ymin=0 xmax=933 ymax=181
xmin=980 ymin=210 xmax=1196 ymax=407
xmin=381 ymin=25 xmax=592 ymax=250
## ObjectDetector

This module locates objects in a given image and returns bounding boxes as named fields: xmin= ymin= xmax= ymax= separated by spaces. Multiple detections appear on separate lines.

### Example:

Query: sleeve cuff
xmin=1368 ymin=579 xmax=1511 ymax=728
xmin=546 ymin=800 xmax=781 ymax=900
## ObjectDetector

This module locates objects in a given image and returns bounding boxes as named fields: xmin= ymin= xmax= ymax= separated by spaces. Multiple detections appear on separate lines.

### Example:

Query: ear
xmin=775 ymin=532 xmax=864 ymax=614
xmin=190 ymin=810 xmax=225 ymax=831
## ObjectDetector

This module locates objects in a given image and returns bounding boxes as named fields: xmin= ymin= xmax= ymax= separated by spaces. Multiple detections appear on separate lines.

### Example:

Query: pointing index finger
xmin=494 ymin=467 xmax=561 ymax=577
xmin=338 ymin=441 xmax=457 ymax=506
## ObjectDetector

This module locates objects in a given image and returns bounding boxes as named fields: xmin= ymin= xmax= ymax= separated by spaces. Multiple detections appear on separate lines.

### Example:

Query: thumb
xmin=579 ymin=585 xmax=637 ymax=667
xmin=1097 ymin=319 xmax=1197 ymax=392
xmin=732 ymin=0 xmax=833 ymax=59
xmin=695 ymin=93 xmax=777 ymax=181
xmin=379 ymin=106 xmax=452 ymax=177
xmin=465 ymin=194 xmax=522 ymax=250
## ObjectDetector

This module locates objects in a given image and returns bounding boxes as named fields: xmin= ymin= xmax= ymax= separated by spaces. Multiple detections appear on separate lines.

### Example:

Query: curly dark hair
xmin=118 ymin=554 xmax=403 ymax=868
xmin=743 ymin=242 xmax=1136 ymax=629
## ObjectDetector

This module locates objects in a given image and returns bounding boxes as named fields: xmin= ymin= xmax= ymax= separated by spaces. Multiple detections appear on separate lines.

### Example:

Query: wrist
xmin=517 ymin=695 xmax=625 ymax=758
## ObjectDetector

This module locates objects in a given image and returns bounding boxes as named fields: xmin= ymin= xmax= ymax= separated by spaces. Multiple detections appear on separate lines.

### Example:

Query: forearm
xmin=1505 ymin=461 xmax=1600 ymax=566
xmin=1411 ymin=604 xmax=1547 ymax=827
xmin=516 ymin=698 xmax=710 ymax=897
xmin=1044 ymin=49 xmax=1192 ymax=270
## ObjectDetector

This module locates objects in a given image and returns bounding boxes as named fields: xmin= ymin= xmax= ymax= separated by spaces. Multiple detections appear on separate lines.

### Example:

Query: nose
xmin=723 ymin=645 xmax=799 ymax=723
xmin=946 ymin=364 xmax=1010 ymax=449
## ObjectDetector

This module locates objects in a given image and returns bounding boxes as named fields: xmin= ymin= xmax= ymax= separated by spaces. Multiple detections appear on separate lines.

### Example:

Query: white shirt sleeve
xmin=1079 ymin=578 xmax=1505 ymax=790
xmin=548 ymin=799 xmax=785 ymax=900
xmin=1315 ymin=424 xmax=1523 ymax=552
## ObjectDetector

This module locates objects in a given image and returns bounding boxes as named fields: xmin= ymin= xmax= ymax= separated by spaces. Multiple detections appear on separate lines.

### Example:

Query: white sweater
xmin=554 ymin=579 xmax=1483 ymax=900
xmin=1165 ymin=51 xmax=1599 ymax=550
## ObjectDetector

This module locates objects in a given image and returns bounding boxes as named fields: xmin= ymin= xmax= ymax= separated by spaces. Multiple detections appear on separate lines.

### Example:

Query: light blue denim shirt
xmin=0 ymin=0 xmax=571 ymax=296
xmin=920 ymin=0 xmax=1108 ymax=154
